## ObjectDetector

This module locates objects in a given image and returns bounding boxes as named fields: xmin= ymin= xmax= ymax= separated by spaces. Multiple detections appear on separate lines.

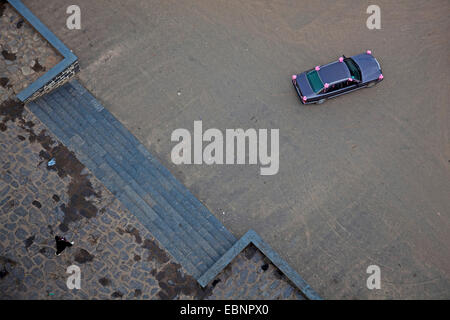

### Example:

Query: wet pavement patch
xmin=117 ymin=225 xmax=142 ymax=244
xmin=0 ymin=77 xmax=9 ymax=88
xmin=142 ymin=238 xmax=170 ymax=264
xmin=32 ymin=200 xmax=42 ymax=209
xmin=32 ymin=132 xmax=100 ymax=231
xmin=74 ymin=249 xmax=94 ymax=264
xmin=1 ymin=49 xmax=16 ymax=61
xmin=111 ymin=291 xmax=123 ymax=299
xmin=98 ymin=277 xmax=111 ymax=286
xmin=155 ymin=262 xmax=212 ymax=300
xmin=212 ymin=279 xmax=221 ymax=287
xmin=39 ymin=247 xmax=54 ymax=258
xmin=2 ymin=99 xmax=101 ymax=237
xmin=0 ymin=268 xmax=8 ymax=279
xmin=16 ymin=18 xmax=24 ymax=29
xmin=0 ymin=256 xmax=17 ymax=278
xmin=24 ymin=235 xmax=35 ymax=249
xmin=244 ymin=244 xmax=257 ymax=260
xmin=0 ymin=1 xmax=5 ymax=17
xmin=0 ymin=98 xmax=25 ymax=131
xmin=31 ymin=59 xmax=45 ymax=73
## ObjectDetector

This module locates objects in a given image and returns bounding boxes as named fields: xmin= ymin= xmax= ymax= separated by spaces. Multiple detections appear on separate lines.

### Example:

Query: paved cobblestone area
xmin=0 ymin=101 xmax=303 ymax=300
xmin=0 ymin=1 xmax=62 ymax=104
xmin=0 ymin=103 xmax=214 ymax=299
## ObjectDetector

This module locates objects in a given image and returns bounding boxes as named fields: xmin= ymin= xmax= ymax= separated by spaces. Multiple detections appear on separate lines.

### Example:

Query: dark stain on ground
xmin=17 ymin=135 xmax=26 ymax=141
xmin=111 ymin=291 xmax=123 ymax=299
xmin=16 ymin=18 xmax=24 ymax=29
xmin=134 ymin=289 xmax=142 ymax=297
xmin=52 ymin=194 xmax=60 ymax=202
xmin=24 ymin=235 xmax=35 ymax=249
xmin=74 ymin=249 xmax=94 ymax=264
xmin=117 ymin=225 xmax=142 ymax=244
xmin=0 ymin=1 xmax=6 ymax=17
xmin=0 ymin=98 xmax=24 ymax=132
xmin=0 ymin=77 xmax=9 ymax=88
xmin=31 ymin=130 xmax=100 ymax=231
xmin=0 ymin=268 xmax=8 ymax=279
xmin=142 ymin=238 xmax=170 ymax=264
xmin=261 ymin=263 xmax=269 ymax=272
xmin=39 ymin=247 xmax=53 ymax=257
xmin=155 ymin=262 xmax=213 ymax=300
xmin=273 ymin=269 xmax=284 ymax=280
xmin=98 ymin=277 xmax=111 ymax=286
xmin=31 ymin=59 xmax=45 ymax=73
xmin=133 ymin=254 xmax=141 ymax=262
xmin=47 ymin=225 xmax=54 ymax=235
xmin=1 ymin=50 xmax=16 ymax=61
xmin=212 ymin=279 xmax=221 ymax=287
xmin=0 ymin=256 xmax=17 ymax=279
xmin=2 ymin=101 xmax=100 ymax=233
xmin=32 ymin=200 xmax=42 ymax=209
xmin=244 ymin=244 xmax=257 ymax=260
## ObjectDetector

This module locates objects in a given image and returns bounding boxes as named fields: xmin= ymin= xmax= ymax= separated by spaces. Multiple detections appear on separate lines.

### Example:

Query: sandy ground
xmin=23 ymin=0 xmax=450 ymax=299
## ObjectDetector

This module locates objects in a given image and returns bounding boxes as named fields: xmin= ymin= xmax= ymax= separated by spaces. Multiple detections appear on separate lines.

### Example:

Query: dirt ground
xmin=23 ymin=0 xmax=449 ymax=299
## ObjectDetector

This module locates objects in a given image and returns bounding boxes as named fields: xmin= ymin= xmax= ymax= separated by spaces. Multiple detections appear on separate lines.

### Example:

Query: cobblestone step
xmin=27 ymin=81 xmax=238 ymax=279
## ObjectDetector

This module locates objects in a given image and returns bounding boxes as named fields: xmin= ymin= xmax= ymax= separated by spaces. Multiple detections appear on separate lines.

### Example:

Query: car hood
xmin=351 ymin=53 xmax=382 ymax=82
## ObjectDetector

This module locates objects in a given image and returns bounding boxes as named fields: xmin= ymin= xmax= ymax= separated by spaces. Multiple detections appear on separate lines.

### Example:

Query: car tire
xmin=366 ymin=81 xmax=377 ymax=88
xmin=316 ymin=99 xmax=326 ymax=104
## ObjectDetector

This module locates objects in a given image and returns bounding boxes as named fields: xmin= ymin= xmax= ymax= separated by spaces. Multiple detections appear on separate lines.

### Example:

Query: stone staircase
xmin=28 ymin=80 xmax=236 ymax=279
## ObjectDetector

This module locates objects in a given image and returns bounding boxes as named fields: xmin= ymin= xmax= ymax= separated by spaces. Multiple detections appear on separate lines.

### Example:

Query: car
xmin=292 ymin=50 xmax=383 ymax=104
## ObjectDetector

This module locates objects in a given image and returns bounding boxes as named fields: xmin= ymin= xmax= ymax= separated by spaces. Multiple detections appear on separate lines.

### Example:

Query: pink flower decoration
xmin=315 ymin=66 xmax=320 ymax=71
xmin=366 ymin=50 xmax=372 ymax=55
xmin=324 ymin=83 xmax=329 ymax=88
xmin=339 ymin=57 xmax=344 ymax=62
xmin=292 ymin=75 xmax=297 ymax=80
xmin=378 ymin=74 xmax=384 ymax=80
xmin=348 ymin=78 xmax=353 ymax=82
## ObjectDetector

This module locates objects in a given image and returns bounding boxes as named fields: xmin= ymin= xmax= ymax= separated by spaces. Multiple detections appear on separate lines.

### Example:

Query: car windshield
xmin=306 ymin=70 xmax=324 ymax=93
xmin=344 ymin=58 xmax=361 ymax=81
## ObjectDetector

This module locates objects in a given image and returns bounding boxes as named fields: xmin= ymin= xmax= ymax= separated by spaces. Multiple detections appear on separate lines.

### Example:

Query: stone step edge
xmin=197 ymin=230 xmax=322 ymax=300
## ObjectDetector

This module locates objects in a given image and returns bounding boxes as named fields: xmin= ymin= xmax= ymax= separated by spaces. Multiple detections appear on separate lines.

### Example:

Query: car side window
xmin=323 ymin=81 xmax=345 ymax=93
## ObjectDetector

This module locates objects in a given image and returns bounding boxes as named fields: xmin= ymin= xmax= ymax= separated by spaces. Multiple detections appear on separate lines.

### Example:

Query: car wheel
xmin=316 ymin=99 xmax=326 ymax=104
xmin=366 ymin=81 xmax=377 ymax=88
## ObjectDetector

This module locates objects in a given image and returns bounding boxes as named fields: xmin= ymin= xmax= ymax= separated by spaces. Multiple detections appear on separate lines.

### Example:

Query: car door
xmin=320 ymin=80 xmax=359 ymax=100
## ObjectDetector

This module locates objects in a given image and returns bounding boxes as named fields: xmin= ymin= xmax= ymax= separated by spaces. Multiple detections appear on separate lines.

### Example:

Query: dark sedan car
xmin=292 ymin=50 xmax=383 ymax=104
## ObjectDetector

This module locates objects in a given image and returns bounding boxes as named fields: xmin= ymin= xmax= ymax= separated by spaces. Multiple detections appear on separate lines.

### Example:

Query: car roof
xmin=317 ymin=61 xmax=351 ymax=84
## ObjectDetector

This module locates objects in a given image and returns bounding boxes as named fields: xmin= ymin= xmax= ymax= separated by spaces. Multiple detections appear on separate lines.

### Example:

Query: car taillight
xmin=378 ymin=74 xmax=384 ymax=80
xmin=367 ymin=50 xmax=372 ymax=55
xmin=302 ymin=96 xmax=307 ymax=102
